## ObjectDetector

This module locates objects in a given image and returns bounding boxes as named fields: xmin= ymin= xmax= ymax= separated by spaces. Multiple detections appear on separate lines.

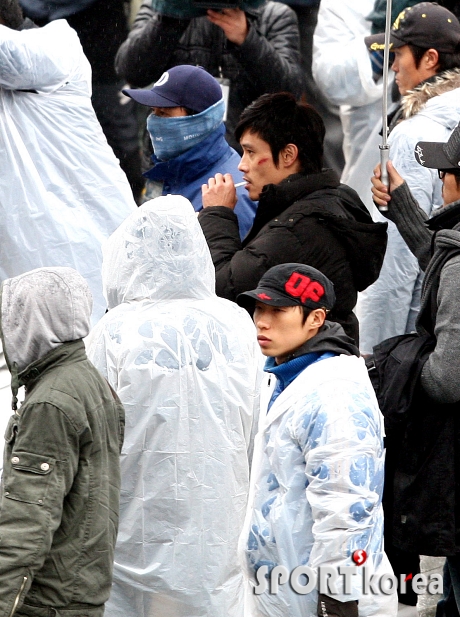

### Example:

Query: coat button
xmin=40 ymin=463 xmax=50 ymax=471
xmin=11 ymin=456 xmax=19 ymax=464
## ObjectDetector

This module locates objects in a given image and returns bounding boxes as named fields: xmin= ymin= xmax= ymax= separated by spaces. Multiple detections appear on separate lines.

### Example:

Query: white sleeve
xmin=294 ymin=381 xmax=385 ymax=602
xmin=389 ymin=125 xmax=441 ymax=216
xmin=0 ymin=21 xmax=83 ymax=92
xmin=312 ymin=0 xmax=383 ymax=107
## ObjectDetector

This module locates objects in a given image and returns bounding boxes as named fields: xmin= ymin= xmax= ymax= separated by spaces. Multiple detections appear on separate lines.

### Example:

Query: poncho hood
xmin=102 ymin=195 xmax=216 ymax=308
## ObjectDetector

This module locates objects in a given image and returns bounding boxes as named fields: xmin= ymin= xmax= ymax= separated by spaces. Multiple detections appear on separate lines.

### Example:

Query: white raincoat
xmin=312 ymin=0 xmax=388 ymax=184
xmin=357 ymin=80 xmax=460 ymax=354
xmin=240 ymin=355 xmax=397 ymax=617
xmin=86 ymin=195 xmax=261 ymax=617
xmin=0 ymin=19 xmax=136 ymax=323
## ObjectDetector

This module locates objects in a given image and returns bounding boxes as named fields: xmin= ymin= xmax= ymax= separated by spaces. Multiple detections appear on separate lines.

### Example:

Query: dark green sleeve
xmin=0 ymin=402 xmax=78 ymax=614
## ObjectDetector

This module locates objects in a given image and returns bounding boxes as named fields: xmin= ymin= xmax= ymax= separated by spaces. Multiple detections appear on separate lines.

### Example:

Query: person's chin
xmin=258 ymin=344 xmax=273 ymax=357
xmin=245 ymin=184 xmax=260 ymax=201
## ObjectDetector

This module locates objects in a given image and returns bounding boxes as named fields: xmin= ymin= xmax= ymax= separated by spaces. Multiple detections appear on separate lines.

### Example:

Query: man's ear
xmin=424 ymin=48 xmax=440 ymax=71
xmin=279 ymin=143 xmax=299 ymax=170
xmin=310 ymin=308 xmax=326 ymax=329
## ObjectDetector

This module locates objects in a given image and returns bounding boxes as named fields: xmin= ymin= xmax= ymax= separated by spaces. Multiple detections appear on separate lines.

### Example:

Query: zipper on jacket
xmin=9 ymin=576 xmax=27 ymax=617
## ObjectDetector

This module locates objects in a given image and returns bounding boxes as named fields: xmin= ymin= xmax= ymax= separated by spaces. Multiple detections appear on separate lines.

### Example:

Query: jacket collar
xmin=401 ymin=68 xmax=460 ymax=121
xmin=279 ymin=321 xmax=360 ymax=363
xmin=243 ymin=169 xmax=340 ymax=245
xmin=144 ymin=124 xmax=230 ymax=184
xmin=426 ymin=199 xmax=460 ymax=232
xmin=19 ymin=339 xmax=86 ymax=390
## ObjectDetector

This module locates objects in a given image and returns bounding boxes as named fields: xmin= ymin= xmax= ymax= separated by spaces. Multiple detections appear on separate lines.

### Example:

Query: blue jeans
xmin=436 ymin=557 xmax=460 ymax=617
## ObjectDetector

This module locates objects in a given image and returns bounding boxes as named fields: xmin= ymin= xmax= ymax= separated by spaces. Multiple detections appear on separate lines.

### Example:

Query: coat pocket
xmin=3 ymin=451 xmax=56 ymax=506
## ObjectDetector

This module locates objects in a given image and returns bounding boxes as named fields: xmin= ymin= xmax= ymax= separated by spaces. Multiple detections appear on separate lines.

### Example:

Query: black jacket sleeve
xmin=115 ymin=3 xmax=190 ymax=86
xmin=231 ymin=2 xmax=303 ymax=97
xmin=199 ymin=206 xmax=308 ymax=301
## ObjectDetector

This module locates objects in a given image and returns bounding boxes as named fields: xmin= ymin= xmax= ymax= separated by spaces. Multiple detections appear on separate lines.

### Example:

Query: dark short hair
xmin=0 ymin=0 xmax=23 ymax=29
xmin=408 ymin=43 xmax=460 ymax=72
xmin=301 ymin=305 xmax=329 ymax=325
xmin=235 ymin=92 xmax=325 ymax=174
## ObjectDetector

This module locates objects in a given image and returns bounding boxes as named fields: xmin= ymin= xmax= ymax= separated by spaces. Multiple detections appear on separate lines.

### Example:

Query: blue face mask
xmin=147 ymin=99 xmax=225 ymax=162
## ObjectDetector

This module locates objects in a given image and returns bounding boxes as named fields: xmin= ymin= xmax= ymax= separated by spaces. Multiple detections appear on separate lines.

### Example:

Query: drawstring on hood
xmin=10 ymin=361 xmax=19 ymax=411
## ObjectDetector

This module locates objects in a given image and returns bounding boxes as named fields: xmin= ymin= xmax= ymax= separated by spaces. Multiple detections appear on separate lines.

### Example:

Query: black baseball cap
xmin=123 ymin=65 xmax=222 ymax=113
xmin=415 ymin=123 xmax=460 ymax=171
xmin=237 ymin=264 xmax=336 ymax=312
xmin=365 ymin=3 xmax=460 ymax=53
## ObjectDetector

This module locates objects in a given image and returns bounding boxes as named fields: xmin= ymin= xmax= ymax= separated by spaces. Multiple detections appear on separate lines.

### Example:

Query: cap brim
xmin=122 ymin=88 xmax=180 ymax=108
xmin=414 ymin=141 xmax=455 ymax=170
xmin=364 ymin=32 xmax=404 ymax=51
xmin=236 ymin=289 xmax=299 ymax=310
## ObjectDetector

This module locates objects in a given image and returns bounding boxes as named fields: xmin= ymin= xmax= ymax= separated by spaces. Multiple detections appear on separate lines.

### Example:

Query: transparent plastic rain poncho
xmin=0 ymin=20 xmax=136 ymax=323
xmin=240 ymin=355 xmax=397 ymax=617
xmin=86 ymin=195 xmax=261 ymax=617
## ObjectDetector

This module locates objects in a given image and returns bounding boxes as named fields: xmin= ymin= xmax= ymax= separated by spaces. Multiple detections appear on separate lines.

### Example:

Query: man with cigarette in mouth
xmin=122 ymin=64 xmax=256 ymax=238
xmin=199 ymin=92 xmax=388 ymax=344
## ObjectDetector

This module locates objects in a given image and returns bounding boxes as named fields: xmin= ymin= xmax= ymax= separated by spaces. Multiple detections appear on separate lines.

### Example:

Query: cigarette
xmin=234 ymin=181 xmax=246 ymax=188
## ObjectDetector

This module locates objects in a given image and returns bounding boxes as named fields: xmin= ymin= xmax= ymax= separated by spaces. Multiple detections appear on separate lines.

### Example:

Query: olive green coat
xmin=0 ymin=340 xmax=124 ymax=617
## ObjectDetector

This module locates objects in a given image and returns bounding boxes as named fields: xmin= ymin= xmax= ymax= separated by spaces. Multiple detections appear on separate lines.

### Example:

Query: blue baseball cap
xmin=123 ymin=65 xmax=223 ymax=113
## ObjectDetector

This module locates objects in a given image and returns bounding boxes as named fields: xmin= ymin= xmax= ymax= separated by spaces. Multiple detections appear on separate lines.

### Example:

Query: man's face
xmin=441 ymin=171 xmax=460 ymax=207
xmin=238 ymin=130 xmax=294 ymax=201
xmin=391 ymin=44 xmax=436 ymax=95
xmin=253 ymin=302 xmax=323 ymax=364
xmin=150 ymin=106 xmax=188 ymax=117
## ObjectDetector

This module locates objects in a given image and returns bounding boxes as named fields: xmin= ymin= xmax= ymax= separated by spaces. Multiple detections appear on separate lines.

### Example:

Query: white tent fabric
xmin=0 ymin=19 xmax=136 ymax=323
xmin=86 ymin=195 xmax=261 ymax=617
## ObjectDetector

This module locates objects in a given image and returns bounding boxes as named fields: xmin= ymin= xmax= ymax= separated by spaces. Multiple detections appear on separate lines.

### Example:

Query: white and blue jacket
xmin=239 ymin=327 xmax=397 ymax=616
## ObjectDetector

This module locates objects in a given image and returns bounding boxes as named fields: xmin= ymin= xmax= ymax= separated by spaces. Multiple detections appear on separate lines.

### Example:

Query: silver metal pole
xmin=378 ymin=0 xmax=393 ymax=211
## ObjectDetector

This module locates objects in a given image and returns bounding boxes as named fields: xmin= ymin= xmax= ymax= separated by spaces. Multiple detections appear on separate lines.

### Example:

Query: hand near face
xmin=202 ymin=173 xmax=238 ymax=209
xmin=371 ymin=161 xmax=404 ymax=208
xmin=206 ymin=8 xmax=248 ymax=45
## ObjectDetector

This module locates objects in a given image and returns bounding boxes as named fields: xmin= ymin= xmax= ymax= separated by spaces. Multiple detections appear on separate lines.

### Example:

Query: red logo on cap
xmin=285 ymin=272 xmax=325 ymax=303
xmin=257 ymin=293 xmax=272 ymax=300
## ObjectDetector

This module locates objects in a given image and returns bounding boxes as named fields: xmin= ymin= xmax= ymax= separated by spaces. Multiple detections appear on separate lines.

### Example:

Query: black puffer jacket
xmin=198 ymin=170 xmax=388 ymax=343
xmin=115 ymin=1 xmax=302 ymax=149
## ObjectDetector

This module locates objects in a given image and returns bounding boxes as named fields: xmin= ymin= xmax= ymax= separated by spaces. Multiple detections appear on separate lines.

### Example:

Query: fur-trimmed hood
xmin=401 ymin=68 xmax=460 ymax=120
